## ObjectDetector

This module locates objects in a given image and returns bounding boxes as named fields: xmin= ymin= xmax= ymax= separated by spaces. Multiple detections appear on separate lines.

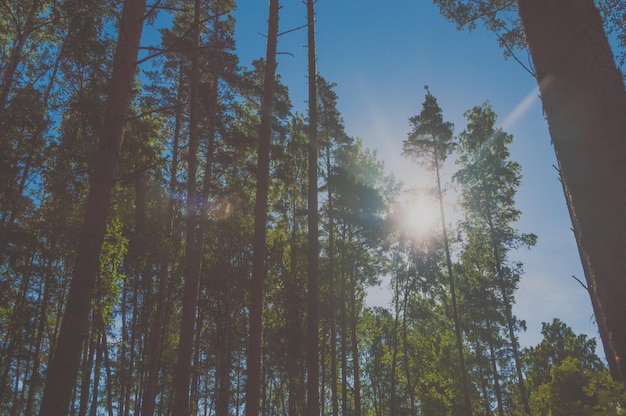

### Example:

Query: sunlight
xmin=500 ymin=85 xmax=540 ymax=131
xmin=405 ymin=197 xmax=440 ymax=237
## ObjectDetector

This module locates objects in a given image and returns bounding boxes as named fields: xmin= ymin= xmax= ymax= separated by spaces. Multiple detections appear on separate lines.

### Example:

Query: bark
xmin=141 ymin=60 xmax=183 ymax=416
xmin=24 ymin=269 xmax=51 ymax=416
xmin=350 ymin=293 xmax=362 ymax=416
xmin=517 ymin=0 xmax=626 ymax=384
xmin=38 ymin=0 xmax=147 ymax=413
xmin=172 ymin=0 xmax=203 ymax=412
xmin=433 ymin=144 xmax=472 ymax=415
xmin=389 ymin=269 xmax=403 ymax=416
xmin=306 ymin=0 xmax=320 ymax=414
xmin=245 ymin=1 xmax=279 ymax=415
xmin=215 ymin=296 xmax=233 ymax=416
xmin=401 ymin=278 xmax=417 ymax=416
xmin=485 ymin=317 xmax=504 ymax=416
xmin=325 ymin=145 xmax=339 ymax=416
xmin=286 ymin=216 xmax=303 ymax=416
xmin=340 ymin=252 xmax=348 ymax=416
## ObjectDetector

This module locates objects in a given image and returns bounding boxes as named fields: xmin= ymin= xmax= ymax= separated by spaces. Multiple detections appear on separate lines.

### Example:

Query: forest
xmin=1 ymin=0 xmax=626 ymax=415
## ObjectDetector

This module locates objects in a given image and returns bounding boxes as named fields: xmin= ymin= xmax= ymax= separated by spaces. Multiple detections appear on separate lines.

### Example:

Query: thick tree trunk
xmin=306 ymin=0 xmax=320 ymax=415
xmin=38 ymin=0 xmax=146 ymax=413
xmin=517 ymin=0 xmax=626 ymax=384
xmin=245 ymin=1 xmax=279 ymax=415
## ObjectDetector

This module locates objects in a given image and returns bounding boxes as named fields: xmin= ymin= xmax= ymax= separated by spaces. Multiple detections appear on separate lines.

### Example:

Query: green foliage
xmin=402 ymin=86 xmax=455 ymax=171
xmin=525 ymin=319 xmax=626 ymax=415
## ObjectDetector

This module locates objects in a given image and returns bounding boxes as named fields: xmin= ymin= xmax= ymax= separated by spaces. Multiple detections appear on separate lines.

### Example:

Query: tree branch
xmin=572 ymin=275 xmax=589 ymax=292
xmin=136 ymin=8 xmax=233 ymax=65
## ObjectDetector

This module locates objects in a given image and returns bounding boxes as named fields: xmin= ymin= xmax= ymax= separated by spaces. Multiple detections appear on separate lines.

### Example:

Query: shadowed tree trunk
xmin=141 ymin=59 xmax=183 ymax=416
xmin=38 ymin=0 xmax=147 ymax=413
xmin=306 ymin=0 xmax=320 ymax=415
xmin=245 ymin=0 xmax=279 ymax=415
xmin=172 ymin=0 xmax=202 ymax=412
xmin=517 ymin=0 xmax=626 ymax=385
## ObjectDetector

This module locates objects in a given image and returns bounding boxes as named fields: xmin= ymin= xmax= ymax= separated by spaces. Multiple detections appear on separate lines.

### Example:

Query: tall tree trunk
xmin=245 ymin=1 xmax=279 ymax=415
xmin=38 ymin=0 xmax=146 ymax=413
xmin=401 ymin=276 xmax=417 ymax=416
xmin=340 ymin=252 xmax=348 ymax=416
xmin=173 ymin=0 xmax=203 ymax=412
xmin=306 ymin=0 xmax=320 ymax=414
xmin=433 ymin=144 xmax=472 ymax=415
xmin=389 ymin=267 xmax=403 ymax=416
xmin=517 ymin=0 xmax=626 ymax=384
xmin=325 ymin=146 xmax=339 ymax=416
xmin=485 ymin=317 xmax=504 ymax=416
xmin=141 ymin=59 xmax=183 ymax=416
xmin=286 ymin=215 xmax=303 ymax=416
xmin=216 ymin=294 xmax=233 ymax=416
xmin=350 ymin=287 xmax=362 ymax=416
xmin=24 ymin=269 xmax=51 ymax=416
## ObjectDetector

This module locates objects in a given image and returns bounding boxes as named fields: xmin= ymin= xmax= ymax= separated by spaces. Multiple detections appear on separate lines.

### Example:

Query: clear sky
xmin=230 ymin=1 xmax=599 ymax=350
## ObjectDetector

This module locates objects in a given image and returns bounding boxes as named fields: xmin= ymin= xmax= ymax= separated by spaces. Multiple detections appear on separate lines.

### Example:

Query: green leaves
xmin=402 ymin=87 xmax=455 ymax=171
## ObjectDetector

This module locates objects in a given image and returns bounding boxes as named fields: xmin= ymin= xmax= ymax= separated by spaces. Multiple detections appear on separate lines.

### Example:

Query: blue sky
xmin=230 ymin=1 xmax=599 ymax=350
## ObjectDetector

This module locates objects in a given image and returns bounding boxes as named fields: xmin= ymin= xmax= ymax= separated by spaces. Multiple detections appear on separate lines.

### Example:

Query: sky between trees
xmin=229 ymin=0 xmax=604 ymax=348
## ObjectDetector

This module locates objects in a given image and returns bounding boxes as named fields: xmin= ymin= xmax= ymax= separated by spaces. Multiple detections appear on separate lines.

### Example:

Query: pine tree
xmin=402 ymin=87 xmax=473 ymax=416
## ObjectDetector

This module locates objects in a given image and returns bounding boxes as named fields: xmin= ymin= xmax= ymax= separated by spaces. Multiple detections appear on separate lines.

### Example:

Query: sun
xmin=405 ymin=197 xmax=440 ymax=236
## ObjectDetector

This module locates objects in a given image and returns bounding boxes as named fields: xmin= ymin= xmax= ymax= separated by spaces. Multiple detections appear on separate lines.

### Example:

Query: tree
xmin=38 ymin=0 xmax=147 ymax=413
xmin=246 ymin=0 xmax=279 ymax=415
xmin=306 ymin=1 xmax=320 ymax=415
xmin=433 ymin=0 xmax=626 ymax=385
xmin=455 ymin=102 xmax=536 ymax=414
xmin=402 ymin=87 xmax=473 ymax=416
xmin=524 ymin=319 xmax=626 ymax=415
xmin=516 ymin=0 xmax=626 ymax=386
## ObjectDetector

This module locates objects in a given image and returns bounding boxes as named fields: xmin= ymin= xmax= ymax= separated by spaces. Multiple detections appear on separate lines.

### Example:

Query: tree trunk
xmin=517 ymin=0 xmax=626 ymax=384
xmin=38 ymin=0 xmax=146 ymax=412
xmin=401 ymin=277 xmax=417 ymax=416
xmin=306 ymin=0 xmax=320 ymax=414
xmin=325 ymin=145 xmax=339 ymax=416
xmin=485 ymin=317 xmax=504 ymax=416
xmin=245 ymin=1 xmax=279 ymax=415
xmin=340 ymin=252 xmax=348 ymax=416
xmin=389 ymin=268 xmax=403 ymax=416
xmin=351 ymin=296 xmax=362 ymax=416
xmin=141 ymin=59 xmax=183 ymax=416
xmin=173 ymin=0 xmax=203 ymax=412
xmin=286 ymin=216 xmax=303 ymax=416
xmin=433 ymin=145 xmax=473 ymax=415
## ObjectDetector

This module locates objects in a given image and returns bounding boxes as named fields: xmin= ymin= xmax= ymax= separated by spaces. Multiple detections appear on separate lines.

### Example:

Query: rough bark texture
xmin=245 ymin=1 xmax=279 ymax=415
xmin=517 ymin=0 xmax=626 ymax=384
xmin=38 ymin=0 xmax=146 ymax=413
xmin=306 ymin=0 xmax=320 ymax=414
